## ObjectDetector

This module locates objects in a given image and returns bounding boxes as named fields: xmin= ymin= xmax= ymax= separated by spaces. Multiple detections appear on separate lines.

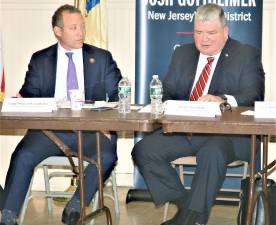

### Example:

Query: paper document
xmin=164 ymin=100 xmax=221 ymax=117
xmin=56 ymin=100 xmax=118 ymax=109
xmin=254 ymin=101 xmax=276 ymax=118
xmin=138 ymin=104 xmax=152 ymax=113
xmin=82 ymin=101 xmax=118 ymax=109
xmin=1 ymin=98 xmax=57 ymax=112
xmin=241 ymin=110 xmax=255 ymax=116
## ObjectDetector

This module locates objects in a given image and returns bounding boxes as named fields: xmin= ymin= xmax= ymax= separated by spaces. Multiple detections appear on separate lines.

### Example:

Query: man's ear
xmin=224 ymin=25 xmax=229 ymax=38
xmin=53 ymin=26 xmax=62 ymax=38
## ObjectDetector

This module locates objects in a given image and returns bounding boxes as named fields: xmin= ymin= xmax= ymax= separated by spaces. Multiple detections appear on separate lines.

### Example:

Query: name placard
xmin=1 ymin=98 xmax=57 ymax=112
xmin=164 ymin=100 xmax=221 ymax=117
xmin=254 ymin=101 xmax=276 ymax=118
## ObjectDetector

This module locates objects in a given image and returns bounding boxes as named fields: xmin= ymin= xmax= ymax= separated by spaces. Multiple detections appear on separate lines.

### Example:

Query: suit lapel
xmin=44 ymin=44 xmax=57 ymax=96
xmin=208 ymin=38 xmax=232 ymax=94
xmin=187 ymin=51 xmax=200 ymax=94
xmin=82 ymin=44 xmax=97 ymax=100
xmin=184 ymin=49 xmax=199 ymax=98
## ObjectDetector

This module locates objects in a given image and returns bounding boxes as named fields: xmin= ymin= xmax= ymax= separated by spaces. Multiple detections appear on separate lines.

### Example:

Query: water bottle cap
xmin=152 ymin=75 xmax=158 ymax=79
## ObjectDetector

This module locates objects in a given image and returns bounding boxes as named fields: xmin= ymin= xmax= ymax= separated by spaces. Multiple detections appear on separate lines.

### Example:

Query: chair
xmin=18 ymin=156 xmax=120 ymax=225
xmin=162 ymin=156 xmax=248 ymax=222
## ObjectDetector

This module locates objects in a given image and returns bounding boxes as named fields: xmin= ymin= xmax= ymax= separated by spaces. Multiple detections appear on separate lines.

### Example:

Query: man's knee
xmin=104 ymin=151 xmax=118 ymax=168
xmin=197 ymin=146 xmax=228 ymax=167
xmin=132 ymin=140 xmax=143 ymax=163
xmin=11 ymin=148 xmax=38 ymax=170
xmin=131 ymin=139 xmax=152 ymax=166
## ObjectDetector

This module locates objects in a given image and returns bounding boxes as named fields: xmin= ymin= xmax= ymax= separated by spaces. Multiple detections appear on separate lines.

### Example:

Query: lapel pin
xmin=225 ymin=53 xmax=229 ymax=57
xmin=89 ymin=58 xmax=95 ymax=64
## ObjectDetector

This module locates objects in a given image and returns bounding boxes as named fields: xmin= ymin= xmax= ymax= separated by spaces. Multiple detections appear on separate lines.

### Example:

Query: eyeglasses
xmin=219 ymin=102 xmax=232 ymax=113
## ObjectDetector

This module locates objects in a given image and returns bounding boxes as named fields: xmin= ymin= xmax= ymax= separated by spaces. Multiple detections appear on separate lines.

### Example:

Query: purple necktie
xmin=66 ymin=52 xmax=79 ymax=99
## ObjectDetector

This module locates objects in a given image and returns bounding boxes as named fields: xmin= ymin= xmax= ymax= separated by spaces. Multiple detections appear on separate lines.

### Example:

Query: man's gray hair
xmin=195 ymin=3 xmax=227 ymax=27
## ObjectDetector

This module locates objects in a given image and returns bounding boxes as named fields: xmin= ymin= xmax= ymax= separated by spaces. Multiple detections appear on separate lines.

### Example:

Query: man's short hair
xmin=195 ymin=3 xmax=227 ymax=27
xmin=52 ymin=4 xmax=82 ymax=28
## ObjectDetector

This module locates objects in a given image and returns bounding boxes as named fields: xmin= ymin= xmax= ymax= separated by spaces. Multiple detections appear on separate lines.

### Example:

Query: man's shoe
xmin=195 ymin=211 xmax=208 ymax=225
xmin=161 ymin=197 xmax=188 ymax=225
xmin=61 ymin=209 xmax=80 ymax=225
xmin=175 ymin=209 xmax=200 ymax=225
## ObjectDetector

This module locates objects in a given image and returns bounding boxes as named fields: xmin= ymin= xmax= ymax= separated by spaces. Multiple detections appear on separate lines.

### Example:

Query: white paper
xmin=138 ymin=104 xmax=152 ymax=113
xmin=131 ymin=105 xmax=143 ymax=111
xmin=241 ymin=110 xmax=255 ymax=116
xmin=82 ymin=101 xmax=118 ymax=109
xmin=164 ymin=100 xmax=221 ymax=117
xmin=1 ymin=98 xmax=57 ymax=112
xmin=56 ymin=100 xmax=118 ymax=109
xmin=254 ymin=101 xmax=276 ymax=118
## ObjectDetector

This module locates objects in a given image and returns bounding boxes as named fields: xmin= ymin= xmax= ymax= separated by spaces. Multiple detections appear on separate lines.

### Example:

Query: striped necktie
xmin=189 ymin=57 xmax=214 ymax=101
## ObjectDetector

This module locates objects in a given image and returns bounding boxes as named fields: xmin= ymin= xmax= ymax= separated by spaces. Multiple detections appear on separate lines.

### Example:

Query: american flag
xmin=0 ymin=32 xmax=5 ymax=102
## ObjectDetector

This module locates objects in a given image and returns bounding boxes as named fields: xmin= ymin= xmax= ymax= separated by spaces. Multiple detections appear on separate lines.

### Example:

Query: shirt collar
xmin=57 ymin=43 xmax=82 ymax=55
xmin=200 ymin=51 xmax=221 ymax=60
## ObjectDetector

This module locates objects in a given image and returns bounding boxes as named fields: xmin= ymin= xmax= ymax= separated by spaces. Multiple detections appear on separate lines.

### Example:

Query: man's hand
xmin=16 ymin=93 xmax=22 ymax=98
xmin=197 ymin=94 xmax=224 ymax=103
xmin=101 ymin=131 xmax=111 ymax=140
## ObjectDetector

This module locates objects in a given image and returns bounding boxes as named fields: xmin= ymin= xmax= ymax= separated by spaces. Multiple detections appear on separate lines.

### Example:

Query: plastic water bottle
xmin=150 ymin=75 xmax=163 ymax=115
xmin=118 ymin=77 xmax=131 ymax=113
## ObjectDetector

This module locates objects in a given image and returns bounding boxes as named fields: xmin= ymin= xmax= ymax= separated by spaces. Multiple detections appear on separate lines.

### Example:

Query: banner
xmin=79 ymin=0 xmax=107 ymax=49
xmin=0 ymin=32 xmax=5 ymax=102
xmin=134 ymin=1 xmax=263 ymax=189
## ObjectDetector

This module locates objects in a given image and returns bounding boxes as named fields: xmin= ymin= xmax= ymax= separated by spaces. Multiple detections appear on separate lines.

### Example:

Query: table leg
xmin=77 ymin=131 xmax=112 ymax=225
xmin=95 ymin=132 xmax=112 ymax=225
xmin=245 ymin=135 xmax=256 ymax=225
xmin=262 ymin=135 xmax=268 ymax=196
xmin=262 ymin=135 xmax=270 ymax=225
xmin=77 ymin=130 xmax=85 ymax=225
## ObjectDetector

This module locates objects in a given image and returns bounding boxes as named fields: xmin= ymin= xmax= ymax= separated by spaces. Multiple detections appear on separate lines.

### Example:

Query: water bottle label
xmin=150 ymin=86 xmax=162 ymax=95
xmin=119 ymin=86 xmax=131 ymax=96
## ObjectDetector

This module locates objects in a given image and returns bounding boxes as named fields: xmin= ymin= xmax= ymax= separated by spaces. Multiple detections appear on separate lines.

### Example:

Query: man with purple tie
xmin=0 ymin=4 xmax=122 ymax=225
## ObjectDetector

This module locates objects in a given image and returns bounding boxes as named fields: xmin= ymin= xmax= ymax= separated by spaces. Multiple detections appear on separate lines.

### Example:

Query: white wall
xmin=1 ymin=0 xmax=276 ymax=189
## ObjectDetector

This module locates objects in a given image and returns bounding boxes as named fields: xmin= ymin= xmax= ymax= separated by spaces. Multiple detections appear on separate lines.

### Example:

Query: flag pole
xmin=74 ymin=0 xmax=79 ymax=8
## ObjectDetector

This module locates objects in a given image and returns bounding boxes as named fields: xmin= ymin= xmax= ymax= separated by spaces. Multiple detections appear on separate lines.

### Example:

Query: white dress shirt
xmin=54 ymin=43 xmax=84 ymax=101
xmin=191 ymin=52 xmax=237 ymax=106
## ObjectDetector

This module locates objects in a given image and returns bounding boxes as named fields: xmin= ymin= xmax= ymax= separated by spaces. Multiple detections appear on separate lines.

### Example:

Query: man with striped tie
xmin=132 ymin=3 xmax=265 ymax=225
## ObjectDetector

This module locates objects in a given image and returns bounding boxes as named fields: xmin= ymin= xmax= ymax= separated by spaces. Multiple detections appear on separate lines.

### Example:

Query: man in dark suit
xmin=0 ymin=4 xmax=122 ymax=225
xmin=0 ymin=186 xmax=3 ymax=209
xmin=132 ymin=3 xmax=264 ymax=225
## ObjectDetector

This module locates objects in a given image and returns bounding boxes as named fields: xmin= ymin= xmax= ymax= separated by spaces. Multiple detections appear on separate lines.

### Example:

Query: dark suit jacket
xmin=19 ymin=43 xmax=122 ymax=102
xmin=163 ymin=37 xmax=265 ymax=105
xmin=163 ymin=37 xmax=265 ymax=161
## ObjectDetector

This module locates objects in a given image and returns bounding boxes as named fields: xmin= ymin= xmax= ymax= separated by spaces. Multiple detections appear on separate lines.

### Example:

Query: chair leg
xmin=90 ymin=191 xmax=99 ymax=225
xmin=242 ymin=161 xmax=248 ymax=179
xmin=43 ymin=165 xmax=52 ymax=213
xmin=163 ymin=202 xmax=170 ymax=222
xmin=111 ymin=170 xmax=120 ymax=218
xmin=18 ymin=176 xmax=34 ymax=225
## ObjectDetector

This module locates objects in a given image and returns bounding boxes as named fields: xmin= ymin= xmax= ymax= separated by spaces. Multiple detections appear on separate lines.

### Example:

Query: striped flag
xmin=0 ymin=32 xmax=5 ymax=102
xmin=79 ymin=0 xmax=107 ymax=49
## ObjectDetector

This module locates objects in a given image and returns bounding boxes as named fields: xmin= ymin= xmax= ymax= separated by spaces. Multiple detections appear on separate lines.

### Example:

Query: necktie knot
xmin=207 ymin=57 xmax=214 ymax=64
xmin=65 ymin=52 xmax=73 ymax=59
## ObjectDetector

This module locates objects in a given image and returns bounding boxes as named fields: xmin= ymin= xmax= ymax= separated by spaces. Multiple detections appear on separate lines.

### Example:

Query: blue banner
xmin=135 ymin=0 xmax=263 ymax=189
